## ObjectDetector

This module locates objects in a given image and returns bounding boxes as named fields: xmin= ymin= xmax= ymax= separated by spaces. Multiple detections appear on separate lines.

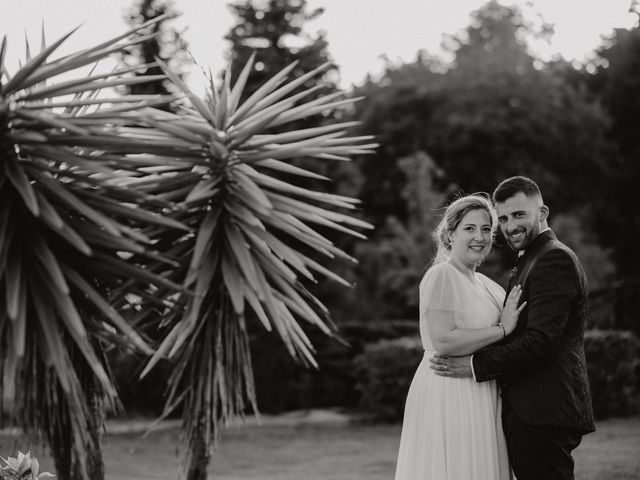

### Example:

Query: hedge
xmin=110 ymin=323 xmax=640 ymax=420
xmin=354 ymin=329 xmax=640 ymax=422
xmin=109 ymin=320 xmax=420 ymax=415
xmin=354 ymin=336 xmax=423 ymax=422
xmin=584 ymin=329 xmax=640 ymax=418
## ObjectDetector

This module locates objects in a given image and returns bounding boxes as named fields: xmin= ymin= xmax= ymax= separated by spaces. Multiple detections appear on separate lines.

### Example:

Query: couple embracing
xmin=395 ymin=176 xmax=595 ymax=480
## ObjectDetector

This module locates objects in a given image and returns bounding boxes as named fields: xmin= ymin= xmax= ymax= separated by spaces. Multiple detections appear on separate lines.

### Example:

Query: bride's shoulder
xmin=420 ymin=263 xmax=466 ymax=308
xmin=423 ymin=261 xmax=455 ymax=276
xmin=420 ymin=262 xmax=458 ymax=285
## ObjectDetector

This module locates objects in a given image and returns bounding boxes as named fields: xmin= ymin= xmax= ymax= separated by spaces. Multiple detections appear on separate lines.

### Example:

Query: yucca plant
xmin=0 ymin=18 xmax=193 ymax=480
xmin=126 ymin=54 xmax=377 ymax=479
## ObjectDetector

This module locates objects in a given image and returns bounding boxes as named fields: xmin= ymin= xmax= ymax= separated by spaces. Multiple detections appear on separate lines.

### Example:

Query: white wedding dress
xmin=395 ymin=262 xmax=512 ymax=480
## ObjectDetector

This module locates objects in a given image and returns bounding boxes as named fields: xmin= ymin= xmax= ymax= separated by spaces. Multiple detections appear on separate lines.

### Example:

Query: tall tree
xmin=430 ymin=1 xmax=611 ymax=207
xmin=352 ymin=0 xmax=612 ymax=228
xmin=351 ymin=62 xmax=445 ymax=226
xmin=445 ymin=0 xmax=545 ymax=76
xmin=225 ymin=0 xmax=337 ymax=102
xmin=224 ymin=0 xmax=356 ymax=197
xmin=122 ymin=0 xmax=189 ymax=99
xmin=579 ymin=22 xmax=640 ymax=332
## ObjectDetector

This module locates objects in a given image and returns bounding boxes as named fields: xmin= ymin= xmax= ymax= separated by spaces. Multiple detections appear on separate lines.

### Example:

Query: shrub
xmin=108 ymin=350 xmax=175 ymax=417
xmin=106 ymin=319 xmax=421 ymax=416
xmin=249 ymin=320 xmax=420 ymax=413
xmin=353 ymin=329 xmax=640 ymax=423
xmin=354 ymin=336 xmax=423 ymax=422
xmin=584 ymin=329 xmax=640 ymax=418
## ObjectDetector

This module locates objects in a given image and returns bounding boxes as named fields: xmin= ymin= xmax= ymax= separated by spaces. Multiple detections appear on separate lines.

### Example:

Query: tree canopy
xmin=352 ymin=1 xmax=612 ymax=229
xmin=225 ymin=0 xmax=337 ymax=101
xmin=122 ymin=0 xmax=189 ymax=99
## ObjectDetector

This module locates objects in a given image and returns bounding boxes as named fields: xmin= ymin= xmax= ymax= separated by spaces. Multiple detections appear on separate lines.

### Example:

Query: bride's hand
xmin=500 ymin=285 xmax=527 ymax=336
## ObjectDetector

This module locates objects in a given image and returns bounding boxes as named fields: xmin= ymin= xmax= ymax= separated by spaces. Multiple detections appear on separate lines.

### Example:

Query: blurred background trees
xmin=354 ymin=1 xmax=611 ymax=222
xmin=109 ymin=0 xmax=638 ymax=419
xmin=2 ymin=2 xmax=638 ymax=478
xmin=253 ymin=0 xmax=637 ymax=415
xmin=225 ymin=0 xmax=337 ymax=101
xmin=578 ymin=24 xmax=640 ymax=335
xmin=350 ymin=0 xmax=614 ymax=317
xmin=121 ymin=0 xmax=190 ymax=100
xmin=348 ymin=1 xmax=639 ymax=421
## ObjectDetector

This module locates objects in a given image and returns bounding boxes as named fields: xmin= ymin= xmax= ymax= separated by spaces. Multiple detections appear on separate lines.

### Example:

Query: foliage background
xmin=212 ymin=0 xmax=639 ymax=415
xmin=5 ymin=0 xmax=633 ymax=420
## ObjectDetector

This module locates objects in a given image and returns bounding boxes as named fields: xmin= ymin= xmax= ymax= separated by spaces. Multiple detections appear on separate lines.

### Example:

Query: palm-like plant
xmin=2 ymin=15 xmax=376 ymax=480
xmin=128 ymin=55 xmax=377 ymax=479
xmin=0 ymin=18 xmax=190 ymax=480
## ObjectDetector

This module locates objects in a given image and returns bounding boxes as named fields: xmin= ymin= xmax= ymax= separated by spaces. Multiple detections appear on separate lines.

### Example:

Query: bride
xmin=395 ymin=193 xmax=525 ymax=480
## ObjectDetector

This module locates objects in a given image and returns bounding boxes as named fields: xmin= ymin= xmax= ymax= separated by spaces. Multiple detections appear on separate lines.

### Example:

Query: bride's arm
xmin=427 ymin=311 xmax=505 ymax=356
xmin=427 ymin=286 xmax=525 ymax=356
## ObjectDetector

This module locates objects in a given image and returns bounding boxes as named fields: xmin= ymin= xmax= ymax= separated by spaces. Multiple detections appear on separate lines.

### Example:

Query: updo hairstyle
xmin=432 ymin=193 xmax=497 ymax=265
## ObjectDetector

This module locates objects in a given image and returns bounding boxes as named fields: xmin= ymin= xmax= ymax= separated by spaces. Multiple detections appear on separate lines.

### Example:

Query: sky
xmin=1 ymin=0 xmax=638 ymax=91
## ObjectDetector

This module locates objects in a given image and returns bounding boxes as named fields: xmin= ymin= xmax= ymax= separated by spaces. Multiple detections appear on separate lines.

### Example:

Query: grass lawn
xmin=1 ymin=413 xmax=639 ymax=479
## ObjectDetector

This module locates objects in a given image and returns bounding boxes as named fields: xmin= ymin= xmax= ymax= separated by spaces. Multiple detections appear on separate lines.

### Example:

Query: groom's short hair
xmin=493 ymin=176 xmax=542 ymax=204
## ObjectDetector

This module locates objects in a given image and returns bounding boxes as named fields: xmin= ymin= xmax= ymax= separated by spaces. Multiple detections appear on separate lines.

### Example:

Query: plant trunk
xmin=83 ymin=390 xmax=106 ymax=479
xmin=186 ymin=418 xmax=210 ymax=480
xmin=48 ymin=420 xmax=73 ymax=480
xmin=48 ymin=387 xmax=105 ymax=480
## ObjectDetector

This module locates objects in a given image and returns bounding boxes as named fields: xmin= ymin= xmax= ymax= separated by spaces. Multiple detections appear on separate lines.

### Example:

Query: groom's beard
xmin=504 ymin=224 xmax=541 ymax=251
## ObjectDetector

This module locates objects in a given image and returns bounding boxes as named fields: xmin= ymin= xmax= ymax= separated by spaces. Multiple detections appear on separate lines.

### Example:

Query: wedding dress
xmin=395 ymin=262 xmax=512 ymax=480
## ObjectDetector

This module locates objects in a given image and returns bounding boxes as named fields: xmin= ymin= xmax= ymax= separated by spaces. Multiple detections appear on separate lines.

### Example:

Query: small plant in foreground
xmin=0 ymin=451 xmax=54 ymax=480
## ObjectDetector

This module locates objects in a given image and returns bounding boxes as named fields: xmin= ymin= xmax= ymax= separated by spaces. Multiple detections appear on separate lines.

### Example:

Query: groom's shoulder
xmin=534 ymin=230 xmax=581 ymax=265
xmin=529 ymin=241 xmax=588 ymax=298
xmin=534 ymin=242 xmax=579 ymax=268
xmin=532 ymin=238 xmax=586 ymax=283
xmin=545 ymin=236 xmax=582 ymax=267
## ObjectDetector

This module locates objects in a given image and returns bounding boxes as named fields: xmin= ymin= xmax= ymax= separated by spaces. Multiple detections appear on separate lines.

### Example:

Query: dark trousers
xmin=503 ymin=409 xmax=583 ymax=480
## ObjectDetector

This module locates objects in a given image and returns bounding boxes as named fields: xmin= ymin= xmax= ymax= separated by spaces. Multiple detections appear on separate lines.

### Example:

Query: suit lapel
xmin=506 ymin=230 xmax=557 ymax=296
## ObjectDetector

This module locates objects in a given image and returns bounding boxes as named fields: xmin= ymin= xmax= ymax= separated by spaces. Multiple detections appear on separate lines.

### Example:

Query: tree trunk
xmin=48 ymin=418 xmax=72 ymax=480
xmin=83 ymin=390 xmax=106 ymax=479
xmin=48 ymin=388 xmax=105 ymax=480
xmin=186 ymin=419 xmax=210 ymax=480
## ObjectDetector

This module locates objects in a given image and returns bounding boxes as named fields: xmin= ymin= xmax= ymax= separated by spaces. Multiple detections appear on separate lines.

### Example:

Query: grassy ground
xmin=1 ymin=413 xmax=639 ymax=479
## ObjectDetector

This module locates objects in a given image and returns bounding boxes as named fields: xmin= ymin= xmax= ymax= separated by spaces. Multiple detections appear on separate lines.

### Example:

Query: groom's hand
xmin=429 ymin=354 xmax=472 ymax=378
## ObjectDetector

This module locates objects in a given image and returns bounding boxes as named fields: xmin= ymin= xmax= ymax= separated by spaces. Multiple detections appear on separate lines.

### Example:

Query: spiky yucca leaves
xmin=0 ymin=19 xmax=190 ymax=480
xmin=130 ymin=54 xmax=377 ymax=479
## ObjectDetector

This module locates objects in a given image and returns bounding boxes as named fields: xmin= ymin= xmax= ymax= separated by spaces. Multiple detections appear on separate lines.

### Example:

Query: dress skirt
xmin=395 ymin=352 xmax=511 ymax=480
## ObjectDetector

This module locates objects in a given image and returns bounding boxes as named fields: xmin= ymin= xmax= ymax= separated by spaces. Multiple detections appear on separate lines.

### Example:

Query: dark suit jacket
xmin=473 ymin=229 xmax=596 ymax=433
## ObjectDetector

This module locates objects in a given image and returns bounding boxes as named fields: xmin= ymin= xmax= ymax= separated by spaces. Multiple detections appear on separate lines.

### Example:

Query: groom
xmin=429 ymin=176 xmax=595 ymax=480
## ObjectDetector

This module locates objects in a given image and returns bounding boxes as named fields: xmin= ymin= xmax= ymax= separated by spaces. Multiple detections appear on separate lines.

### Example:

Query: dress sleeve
xmin=420 ymin=264 xmax=464 ymax=314
xmin=479 ymin=274 xmax=506 ymax=312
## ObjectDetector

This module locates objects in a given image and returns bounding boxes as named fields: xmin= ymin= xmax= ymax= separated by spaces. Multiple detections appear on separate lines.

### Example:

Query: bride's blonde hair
xmin=432 ymin=193 xmax=498 ymax=265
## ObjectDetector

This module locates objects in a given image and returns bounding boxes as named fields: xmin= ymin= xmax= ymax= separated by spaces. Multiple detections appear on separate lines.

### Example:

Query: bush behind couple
xmin=395 ymin=176 xmax=595 ymax=480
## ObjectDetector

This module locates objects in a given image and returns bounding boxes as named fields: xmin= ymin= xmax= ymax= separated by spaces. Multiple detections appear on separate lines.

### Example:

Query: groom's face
xmin=495 ymin=192 xmax=545 ymax=251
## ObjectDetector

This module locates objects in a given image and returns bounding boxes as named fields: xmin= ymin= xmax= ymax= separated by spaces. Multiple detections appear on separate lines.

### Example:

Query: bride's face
xmin=449 ymin=209 xmax=493 ymax=268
